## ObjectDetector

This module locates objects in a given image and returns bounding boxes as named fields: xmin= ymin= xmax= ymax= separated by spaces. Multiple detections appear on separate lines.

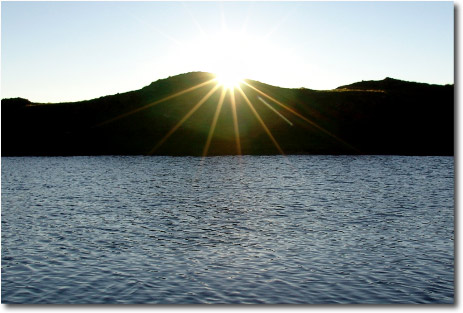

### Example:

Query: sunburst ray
xmin=236 ymin=86 xmax=284 ymax=155
xmin=95 ymin=78 xmax=216 ymax=127
xmin=243 ymin=81 xmax=359 ymax=152
xmin=127 ymin=11 xmax=183 ymax=47
xmin=202 ymin=87 xmax=227 ymax=157
xmin=148 ymin=84 xmax=221 ymax=155
xmin=258 ymin=96 xmax=293 ymax=126
xmin=262 ymin=4 xmax=300 ymax=41
xmin=229 ymin=88 xmax=242 ymax=155
xmin=181 ymin=1 xmax=207 ymax=38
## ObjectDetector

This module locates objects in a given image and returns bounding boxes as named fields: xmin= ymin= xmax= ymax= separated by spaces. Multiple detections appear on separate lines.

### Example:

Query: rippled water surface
xmin=1 ymin=155 xmax=454 ymax=304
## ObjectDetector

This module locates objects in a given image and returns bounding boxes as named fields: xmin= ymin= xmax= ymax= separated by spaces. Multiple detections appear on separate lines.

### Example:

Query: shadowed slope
xmin=1 ymin=72 xmax=454 ymax=156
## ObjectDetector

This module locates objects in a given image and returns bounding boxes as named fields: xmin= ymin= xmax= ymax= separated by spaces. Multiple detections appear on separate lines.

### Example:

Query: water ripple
xmin=1 ymin=155 xmax=454 ymax=303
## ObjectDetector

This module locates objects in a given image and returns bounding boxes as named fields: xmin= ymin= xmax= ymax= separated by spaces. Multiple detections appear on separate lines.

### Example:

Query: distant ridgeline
xmin=2 ymin=72 xmax=454 ymax=156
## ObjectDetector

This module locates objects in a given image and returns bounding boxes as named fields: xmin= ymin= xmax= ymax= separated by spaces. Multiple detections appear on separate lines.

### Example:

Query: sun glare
xmin=215 ymin=71 xmax=242 ymax=89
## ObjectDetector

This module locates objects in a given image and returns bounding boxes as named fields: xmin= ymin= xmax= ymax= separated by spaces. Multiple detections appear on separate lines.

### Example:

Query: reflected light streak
xmin=96 ymin=78 xmax=216 ymax=127
xmin=236 ymin=86 xmax=284 ymax=155
xmin=229 ymin=88 xmax=242 ymax=155
xmin=243 ymin=81 xmax=359 ymax=152
xmin=148 ymin=84 xmax=221 ymax=155
xmin=258 ymin=96 xmax=293 ymax=126
xmin=202 ymin=88 xmax=227 ymax=157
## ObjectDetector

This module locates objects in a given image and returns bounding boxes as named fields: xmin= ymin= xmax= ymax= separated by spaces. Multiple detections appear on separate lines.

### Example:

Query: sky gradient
xmin=1 ymin=1 xmax=454 ymax=103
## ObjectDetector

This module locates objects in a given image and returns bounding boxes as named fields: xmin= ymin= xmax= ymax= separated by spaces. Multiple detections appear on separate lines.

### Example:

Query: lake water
xmin=1 ymin=155 xmax=454 ymax=304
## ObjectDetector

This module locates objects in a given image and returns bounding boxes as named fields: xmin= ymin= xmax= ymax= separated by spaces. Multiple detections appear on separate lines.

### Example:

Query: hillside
xmin=1 ymin=72 xmax=454 ymax=156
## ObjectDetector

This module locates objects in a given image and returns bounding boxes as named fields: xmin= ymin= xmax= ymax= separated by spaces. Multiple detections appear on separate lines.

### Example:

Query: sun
xmin=214 ymin=70 xmax=243 ymax=90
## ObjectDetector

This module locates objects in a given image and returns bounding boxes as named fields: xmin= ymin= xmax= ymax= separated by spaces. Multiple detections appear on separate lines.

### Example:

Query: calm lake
xmin=1 ymin=155 xmax=454 ymax=304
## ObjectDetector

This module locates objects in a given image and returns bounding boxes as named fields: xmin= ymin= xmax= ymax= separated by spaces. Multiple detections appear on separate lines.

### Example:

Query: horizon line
xmin=1 ymin=71 xmax=454 ymax=104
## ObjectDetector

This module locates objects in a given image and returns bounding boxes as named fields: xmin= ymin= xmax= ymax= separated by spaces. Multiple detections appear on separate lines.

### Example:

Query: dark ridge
xmin=1 ymin=72 xmax=454 ymax=156
xmin=2 ymin=97 xmax=31 ymax=108
xmin=336 ymin=77 xmax=453 ymax=91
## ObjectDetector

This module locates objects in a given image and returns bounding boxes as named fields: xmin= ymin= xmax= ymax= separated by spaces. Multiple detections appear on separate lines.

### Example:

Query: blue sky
xmin=1 ymin=1 xmax=454 ymax=103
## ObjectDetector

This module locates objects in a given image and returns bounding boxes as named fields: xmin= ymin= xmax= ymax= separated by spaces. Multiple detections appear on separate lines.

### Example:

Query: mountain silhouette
xmin=1 ymin=72 xmax=453 ymax=156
